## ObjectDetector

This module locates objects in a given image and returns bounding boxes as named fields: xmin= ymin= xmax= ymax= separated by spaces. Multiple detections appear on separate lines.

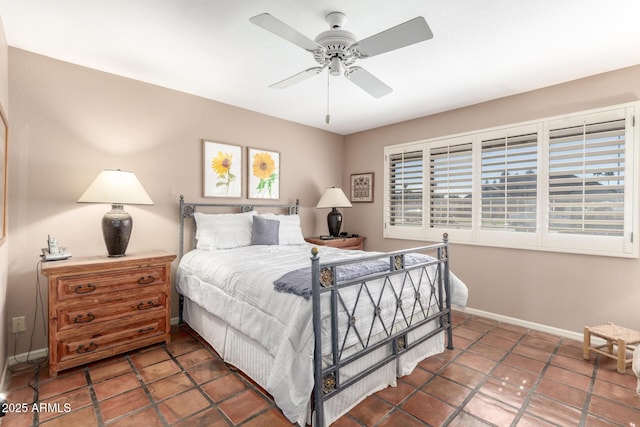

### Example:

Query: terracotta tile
xmin=418 ymin=354 xmax=450 ymax=373
xmin=516 ymin=412 xmax=557 ymax=427
xmin=167 ymin=338 xmax=205 ymax=357
xmin=594 ymin=362 xmax=639 ymax=389
xmin=491 ymin=364 xmax=538 ymax=390
xmin=0 ymin=408 xmax=34 ymax=427
xmin=543 ymin=365 xmax=591 ymax=391
xmin=6 ymin=369 xmax=35 ymax=391
xmin=158 ymin=388 xmax=211 ymax=424
xmin=488 ymin=327 xmax=524 ymax=342
xmin=555 ymin=338 xmax=584 ymax=360
xmin=186 ymin=357 xmax=229 ymax=384
xmin=401 ymin=366 xmax=433 ymax=387
xmin=478 ymin=333 xmax=516 ymax=351
xmin=442 ymin=363 xmax=485 ymax=389
xmin=588 ymin=394 xmax=640 ymax=424
xmin=105 ymin=407 xmax=164 ymax=427
xmin=468 ymin=342 xmax=508 ymax=361
xmin=38 ymin=387 xmax=93 ymax=422
xmin=99 ymin=388 xmax=151 ymax=423
xmin=512 ymin=342 xmax=552 ymax=363
xmin=402 ymin=389 xmax=455 ymax=424
xmin=348 ymin=394 xmax=393 ymax=426
xmin=138 ymin=359 xmax=181 ymax=384
xmin=241 ymin=407 xmax=296 ymax=427
xmin=454 ymin=325 xmax=485 ymax=341
xmin=377 ymin=409 xmax=426 ymax=427
xmin=450 ymin=334 xmax=473 ymax=349
xmin=421 ymin=376 xmax=471 ymax=407
xmin=172 ymin=407 xmax=230 ymax=427
xmin=93 ymin=372 xmax=140 ymax=401
xmin=525 ymin=393 xmax=583 ymax=425
xmin=520 ymin=335 xmax=557 ymax=353
xmin=535 ymin=377 xmax=587 ymax=409
xmin=38 ymin=371 xmax=88 ymax=400
xmin=331 ymin=414 xmax=362 ymax=427
xmin=5 ymin=385 xmax=36 ymax=405
xmin=463 ymin=393 xmax=518 ymax=426
xmin=217 ymin=388 xmax=270 ymax=424
xmin=201 ymin=373 xmax=248 ymax=402
xmin=447 ymin=410 xmax=493 ymax=426
xmin=463 ymin=320 xmax=494 ymax=333
xmin=551 ymin=353 xmax=594 ymax=376
xmin=375 ymin=380 xmax=415 ymax=405
xmin=129 ymin=347 xmax=171 ymax=369
xmin=527 ymin=330 xmax=562 ymax=344
xmin=39 ymin=405 xmax=98 ymax=427
xmin=456 ymin=351 xmax=497 ymax=373
xmin=176 ymin=348 xmax=215 ymax=371
xmin=584 ymin=413 xmax=624 ymax=427
xmin=147 ymin=372 xmax=195 ymax=402
xmin=503 ymin=353 xmax=546 ymax=375
xmin=477 ymin=376 xmax=529 ymax=409
xmin=496 ymin=323 xmax=528 ymax=335
xmin=89 ymin=359 xmax=133 ymax=383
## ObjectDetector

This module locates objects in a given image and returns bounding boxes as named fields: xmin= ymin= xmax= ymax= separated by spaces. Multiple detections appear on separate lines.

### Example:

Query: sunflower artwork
xmin=203 ymin=141 xmax=242 ymax=198
xmin=249 ymin=148 xmax=279 ymax=199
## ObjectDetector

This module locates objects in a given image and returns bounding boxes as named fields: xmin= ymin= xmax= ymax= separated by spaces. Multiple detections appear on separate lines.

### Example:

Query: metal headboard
xmin=177 ymin=195 xmax=300 ymax=322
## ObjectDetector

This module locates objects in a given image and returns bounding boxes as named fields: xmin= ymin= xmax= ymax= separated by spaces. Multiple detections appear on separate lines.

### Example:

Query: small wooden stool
xmin=583 ymin=324 xmax=640 ymax=373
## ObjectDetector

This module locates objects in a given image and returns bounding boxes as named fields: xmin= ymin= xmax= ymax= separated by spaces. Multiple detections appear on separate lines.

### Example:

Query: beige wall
xmin=6 ymin=48 xmax=344 ymax=354
xmin=344 ymin=65 xmax=640 ymax=334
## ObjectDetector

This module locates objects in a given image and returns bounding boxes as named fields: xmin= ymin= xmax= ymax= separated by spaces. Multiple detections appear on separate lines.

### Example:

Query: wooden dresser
xmin=41 ymin=250 xmax=176 ymax=376
xmin=305 ymin=236 xmax=366 ymax=250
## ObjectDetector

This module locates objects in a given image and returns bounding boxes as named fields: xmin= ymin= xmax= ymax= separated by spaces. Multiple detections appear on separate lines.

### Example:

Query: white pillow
xmin=194 ymin=211 xmax=256 ymax=249
xmin=258 ymin=213 xmax=306 ymax=245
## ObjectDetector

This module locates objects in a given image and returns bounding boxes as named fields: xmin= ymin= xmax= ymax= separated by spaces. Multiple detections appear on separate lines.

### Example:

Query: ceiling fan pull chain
xmin=326 ymin=70 xmax=331 ymax=124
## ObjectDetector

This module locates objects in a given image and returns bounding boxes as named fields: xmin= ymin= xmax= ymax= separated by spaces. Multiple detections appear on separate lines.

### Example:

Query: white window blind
xmin=429 ymin=142 xmax=473 ymax=229
xmin=481 ymin=132 xmax=538 ymax=232
xmin=548 ymin=118 xmax=626 ymax=237
xmin=387 ymin=149 xmax=424 ymax=227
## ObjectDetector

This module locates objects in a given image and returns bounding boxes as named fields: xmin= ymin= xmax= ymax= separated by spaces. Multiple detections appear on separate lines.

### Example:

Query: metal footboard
xmin=310 ymin=234 xmax=452 ymax=427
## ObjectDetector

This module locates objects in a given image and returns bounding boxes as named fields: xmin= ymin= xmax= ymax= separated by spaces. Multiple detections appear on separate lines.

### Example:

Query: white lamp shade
xmin=78 ymin=169 xmax=154 ymax=205
xmin=316 ymin=187 xmax=352 ymax=209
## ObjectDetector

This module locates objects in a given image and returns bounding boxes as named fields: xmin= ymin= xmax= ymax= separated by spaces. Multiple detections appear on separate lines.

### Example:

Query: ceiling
xmin=1 ymin=1 xmax=640 ymax=135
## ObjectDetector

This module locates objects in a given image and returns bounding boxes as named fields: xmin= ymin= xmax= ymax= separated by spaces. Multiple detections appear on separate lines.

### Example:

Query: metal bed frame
xmin=177 ymin=196 xmax=453 ymax=427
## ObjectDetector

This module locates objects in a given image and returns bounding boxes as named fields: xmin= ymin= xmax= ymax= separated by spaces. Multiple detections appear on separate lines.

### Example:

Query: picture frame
xmin=247 ymin=147 xmax=280 ymax=200
xmin=202 ymin=140 xmax=242 ymax=198
xmin=0 ymin=106 xmax=7 ymax=244
xmin=350 ymin=172 xmax=374 ymax=203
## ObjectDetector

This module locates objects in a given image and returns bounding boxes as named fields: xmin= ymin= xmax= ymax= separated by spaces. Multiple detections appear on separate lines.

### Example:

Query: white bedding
xmin=176 ymin=243 xmax=468 ymax=424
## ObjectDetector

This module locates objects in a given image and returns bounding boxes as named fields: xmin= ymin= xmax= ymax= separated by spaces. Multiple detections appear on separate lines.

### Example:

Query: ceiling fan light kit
xmin=250 ymin=11 xmax=433 ymax=99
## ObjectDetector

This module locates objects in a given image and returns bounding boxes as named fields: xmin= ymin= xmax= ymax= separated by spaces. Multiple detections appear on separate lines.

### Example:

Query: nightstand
xmin=305 ymin=236 xmax=366 ymax=251
xmin=41 ymin=250 xmax=176 ymax=376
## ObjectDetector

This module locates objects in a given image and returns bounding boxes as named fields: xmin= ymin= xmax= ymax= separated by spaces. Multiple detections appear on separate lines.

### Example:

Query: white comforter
xmin=176 ymin=243 xmax=468 ymax=422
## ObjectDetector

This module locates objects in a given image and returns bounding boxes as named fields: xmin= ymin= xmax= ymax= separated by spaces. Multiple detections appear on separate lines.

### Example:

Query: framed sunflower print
xmin=202 ymin=140 xmax=242 ymax=198
xmin=248 ymin=147 xmax=279 ymax=199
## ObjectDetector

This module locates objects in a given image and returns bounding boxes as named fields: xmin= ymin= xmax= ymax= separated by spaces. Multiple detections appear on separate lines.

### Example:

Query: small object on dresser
xmin=319 ymin=235 xmax=334 ymax=240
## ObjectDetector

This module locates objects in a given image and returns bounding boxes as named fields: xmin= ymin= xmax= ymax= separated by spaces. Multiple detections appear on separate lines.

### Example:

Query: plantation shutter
xmin=429 ymin=142 xmax=473 ymax=229
xmin=480 ymin=132 xmax=538 ymax=232
xmin=548 ymin=118 xmax=626 ymax=236
xmin=387 ymin=150 xmax=424 ymax=227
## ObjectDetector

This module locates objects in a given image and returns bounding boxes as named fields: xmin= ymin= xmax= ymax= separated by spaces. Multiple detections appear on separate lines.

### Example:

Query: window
xmin=384 ymin=103 xmax=638 ymax=257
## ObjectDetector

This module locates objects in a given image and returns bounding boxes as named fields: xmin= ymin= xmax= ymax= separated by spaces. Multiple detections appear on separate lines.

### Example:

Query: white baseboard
xmin=7 ymin=348 xmax=48 ymax=367
xmin=460 ymin=307 xmax=586 ymax=343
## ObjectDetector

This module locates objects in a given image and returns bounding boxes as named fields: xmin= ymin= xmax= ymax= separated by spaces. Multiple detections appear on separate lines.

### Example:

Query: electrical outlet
xmin=12 ymin=316 xmax=26 ymax=333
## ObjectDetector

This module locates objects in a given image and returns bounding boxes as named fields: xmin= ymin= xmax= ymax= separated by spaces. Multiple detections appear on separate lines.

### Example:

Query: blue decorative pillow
xmin=251 ymin=216 xmax=280 ymax=245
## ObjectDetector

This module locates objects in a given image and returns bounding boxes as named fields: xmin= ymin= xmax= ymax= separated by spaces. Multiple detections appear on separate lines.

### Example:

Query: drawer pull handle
xmin=137 ymin=275 xmax=156 ymax=285
xmin=74 ymin=283 xmax=96 ymax=294
xmin=137 ymin=301 xmax=158 ymax=310
xmin=74 ymin=313 xmax=96 ymax=323
xmin=138 ymin=327 xmax=155 ymax=334
xmin=76 ymin=342 xmax=97 ymax=354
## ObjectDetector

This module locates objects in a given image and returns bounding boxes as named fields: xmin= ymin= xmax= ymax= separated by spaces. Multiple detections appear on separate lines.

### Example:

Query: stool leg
xmin=617 ymin=339 xmax=626 ymax=374
xmin=583 ymin=327 xmax=591 ymax=360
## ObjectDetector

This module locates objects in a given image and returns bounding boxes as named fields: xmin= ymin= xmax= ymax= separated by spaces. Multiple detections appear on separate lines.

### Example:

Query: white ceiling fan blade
xmin=250 ymin=13 xmax=322 ymax=52
xmin=345 ymin=66 xmax=393 ymax=98
xmin=270 ymin=67 xmax=324 ymax=88
xmin=355 ymin=17 xmax=433 ymax=58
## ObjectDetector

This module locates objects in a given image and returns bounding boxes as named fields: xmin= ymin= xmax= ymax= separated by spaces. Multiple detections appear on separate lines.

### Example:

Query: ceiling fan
xmin=250 ymin=11 xmax=433 ymax=99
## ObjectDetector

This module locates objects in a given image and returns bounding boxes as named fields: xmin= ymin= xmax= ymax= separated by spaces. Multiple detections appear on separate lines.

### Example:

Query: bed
xmin=176 ymin=196 xmax=468 ymax=426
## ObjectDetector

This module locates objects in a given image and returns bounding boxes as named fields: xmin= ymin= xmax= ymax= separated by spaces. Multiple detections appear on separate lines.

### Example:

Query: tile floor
xmin=2 ymin=311 xmax=640 ymax=426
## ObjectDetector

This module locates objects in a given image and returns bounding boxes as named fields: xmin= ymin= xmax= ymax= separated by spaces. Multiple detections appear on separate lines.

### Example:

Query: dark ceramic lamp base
xmin=102 ymin=204 xmax=132 ymax=257
xmin=327 ymin=207 xmax=343 ymax=237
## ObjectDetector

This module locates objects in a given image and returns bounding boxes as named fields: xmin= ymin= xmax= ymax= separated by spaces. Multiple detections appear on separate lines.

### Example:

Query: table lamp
xmin=78 ymin=169 xmax=153 ymax=257
xmin=316 ymin=187 xmax=352 ymax=237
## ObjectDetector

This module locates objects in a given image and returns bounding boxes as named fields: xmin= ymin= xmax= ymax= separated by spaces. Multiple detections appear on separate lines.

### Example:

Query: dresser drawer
xmin=55 ymin=266 xmax=167 ymax=301
xmin=56 ymin=292 xmax=167 ymax=332
xmin=57 ymin=317 xmax=165 ymax=363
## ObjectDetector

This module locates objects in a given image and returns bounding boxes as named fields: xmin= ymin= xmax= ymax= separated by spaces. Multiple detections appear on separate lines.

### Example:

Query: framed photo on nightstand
xmin=350 ymin=172 xmax=373 ymax=202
